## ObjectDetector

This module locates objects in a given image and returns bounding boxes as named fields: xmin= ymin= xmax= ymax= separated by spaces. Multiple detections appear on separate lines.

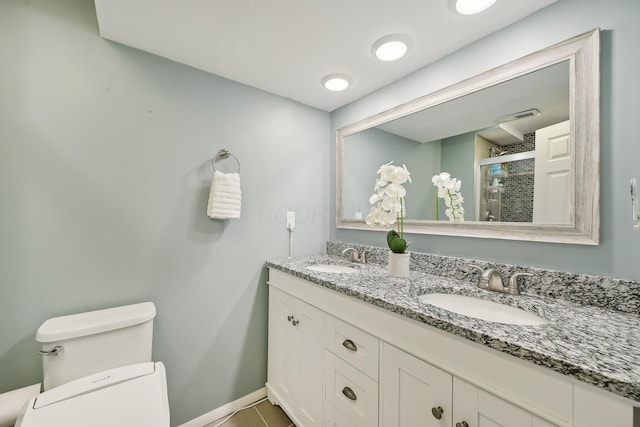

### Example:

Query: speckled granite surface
xmin=266 ymin=249 xmax=640 ymax=403
xmin=326 ymin=241 xmax=640 ymax=315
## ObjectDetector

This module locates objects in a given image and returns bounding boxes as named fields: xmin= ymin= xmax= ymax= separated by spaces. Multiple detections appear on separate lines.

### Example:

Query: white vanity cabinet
xmin=267 ymin=286 xmax=324 ymax=427
xmin=267 ymin=268 xmax=638 ymax=427
xmin=381 ymin=342 xmax=556 ymax=427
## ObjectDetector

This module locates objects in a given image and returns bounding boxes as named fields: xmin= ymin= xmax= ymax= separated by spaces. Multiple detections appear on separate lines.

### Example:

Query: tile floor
xmin=206 ymin=399 xmax=294 ymax=427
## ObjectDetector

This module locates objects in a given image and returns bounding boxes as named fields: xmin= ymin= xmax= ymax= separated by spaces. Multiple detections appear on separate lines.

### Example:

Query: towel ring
xmin=211 ymin=149 xmax=240 ymax=173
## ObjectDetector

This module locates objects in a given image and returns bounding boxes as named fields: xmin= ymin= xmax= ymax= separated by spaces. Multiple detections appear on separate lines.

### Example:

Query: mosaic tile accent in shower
xmin=494 ymin=132 xmax=536 ymax=222
xmin=503 ymin=132 xmax=536 ymax=154
xmin=499 ymin=157 xmax=534 ymax=222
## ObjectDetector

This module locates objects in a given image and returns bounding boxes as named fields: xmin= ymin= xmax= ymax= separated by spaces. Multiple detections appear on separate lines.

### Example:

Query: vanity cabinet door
xmin=325 ymin=350 xmax=378 ymax=427
xmin=296 ymin=298 xmax=325 ymax=427
xmin=267 ymin=286 xmax=324 ymax=427
xmin=268 ymin=287 xmax=298 ymax=404
xmin=380 ymin=342 xmax=453 ymax=427
xmin=453 ymin=377 xmax=556 ymax=427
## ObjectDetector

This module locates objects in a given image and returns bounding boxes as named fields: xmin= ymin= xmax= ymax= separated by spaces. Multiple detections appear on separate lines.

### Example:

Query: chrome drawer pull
xmin=341 ymin=386 xmax=357 ymax=401
xmin=342 ymin=339 xmax=358 ymax=352
xmin=39 ymin=345 xmax=64 ymax=357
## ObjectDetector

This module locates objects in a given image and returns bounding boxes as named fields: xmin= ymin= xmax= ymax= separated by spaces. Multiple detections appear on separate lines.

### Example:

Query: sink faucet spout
xmin=342 ymin=248 xmax=369 ymax=264
xmin=469 ymin=264 xmax=533 ymax=296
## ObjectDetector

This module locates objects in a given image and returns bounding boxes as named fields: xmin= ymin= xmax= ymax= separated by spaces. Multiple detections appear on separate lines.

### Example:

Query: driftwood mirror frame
xmin=336 ymin=29 xmax=600 ymax=245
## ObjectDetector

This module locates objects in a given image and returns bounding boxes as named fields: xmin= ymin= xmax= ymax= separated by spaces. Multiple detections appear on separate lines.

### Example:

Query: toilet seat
xmin=15 ymin=362 xmax=169 ymax=427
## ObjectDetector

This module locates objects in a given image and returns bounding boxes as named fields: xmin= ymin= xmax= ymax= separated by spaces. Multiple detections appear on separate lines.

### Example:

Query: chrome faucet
xmin=469 ymin=265 xmax=532 ymax=296
xmin=342 ymin=248 xmax=370 ymax=264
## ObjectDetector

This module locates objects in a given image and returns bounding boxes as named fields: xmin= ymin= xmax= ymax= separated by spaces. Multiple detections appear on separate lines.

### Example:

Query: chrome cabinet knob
xmin=456 ymin=422 xmax=469 ymax=427
xmin=431 ymin=406 xmax=444 ymax=419
xmin=292 ymin=319 xmax=299 ymax=326
xmin=287 ymin=315 xmax=294 ymax=322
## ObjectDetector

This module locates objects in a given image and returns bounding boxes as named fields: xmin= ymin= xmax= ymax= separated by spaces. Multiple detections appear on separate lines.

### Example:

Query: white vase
xmin=388 ymin=252 xmax=410 ymax=278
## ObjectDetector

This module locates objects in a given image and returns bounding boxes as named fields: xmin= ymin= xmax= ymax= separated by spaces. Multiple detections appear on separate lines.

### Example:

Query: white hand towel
xmin=207 ymin=171 xmax=241 ymax=219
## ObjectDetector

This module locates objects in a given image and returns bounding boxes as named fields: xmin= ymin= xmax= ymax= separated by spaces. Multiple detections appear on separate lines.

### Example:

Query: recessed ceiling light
xmin=372 ymin=34 xmax=412 ymax=61
xmin=322 ymin=74 xmax=351 ymax=92
xmin=456 ymin=0 xmax=497 ymax=15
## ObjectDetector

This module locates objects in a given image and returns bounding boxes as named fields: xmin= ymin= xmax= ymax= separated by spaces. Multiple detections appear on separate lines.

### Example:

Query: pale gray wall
xmin=3 ymin=0 xmax=640 ymax=425
xmin=343 ymin=128 xmax=440 ymax=220
xmin=441 ymin=132 xmax=475 ymax=221
xmin=332 ymin=0 xmax=640 ymax=281
xmin=0 ymin=0 xmax=329 ymax=425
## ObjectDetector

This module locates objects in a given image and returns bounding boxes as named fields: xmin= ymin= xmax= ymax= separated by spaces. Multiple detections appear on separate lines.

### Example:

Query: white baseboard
xmin=178 ymin=387 xmax=267 ymax=427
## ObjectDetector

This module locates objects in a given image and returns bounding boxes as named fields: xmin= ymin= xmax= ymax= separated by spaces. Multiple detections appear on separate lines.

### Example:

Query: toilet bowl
xmin=13 ymin=302 xmax=170 ymax=426
xmin=15 ymin=362 xmax=169 ymax=427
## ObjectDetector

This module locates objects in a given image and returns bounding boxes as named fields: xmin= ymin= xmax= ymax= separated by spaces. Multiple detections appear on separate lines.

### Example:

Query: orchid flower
xmin=366 ymin=162 xmax=412 ymax=253
xmin=432 ymin=172 xmax=465 ymax=221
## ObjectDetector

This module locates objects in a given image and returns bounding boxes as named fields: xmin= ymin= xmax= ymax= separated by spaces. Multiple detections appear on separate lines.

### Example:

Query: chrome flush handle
xmin=39 ymin=345 xmax=64 ymax=357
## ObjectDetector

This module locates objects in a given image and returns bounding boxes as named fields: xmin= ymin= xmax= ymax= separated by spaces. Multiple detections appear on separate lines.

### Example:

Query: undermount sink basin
xmin=306 ymin=264 xmax=360 ymax=274
xmin=419 ymin=293 xmax=549 ymax=326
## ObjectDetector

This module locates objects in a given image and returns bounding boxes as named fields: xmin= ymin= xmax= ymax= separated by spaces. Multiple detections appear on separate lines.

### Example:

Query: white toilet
xmin=15 ymin=302 xmax=170 ymax=427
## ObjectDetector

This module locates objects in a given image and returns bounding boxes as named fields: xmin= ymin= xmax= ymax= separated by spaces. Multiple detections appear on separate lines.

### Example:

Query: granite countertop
xmin=266 ymin=255 xmax=640 ymax=403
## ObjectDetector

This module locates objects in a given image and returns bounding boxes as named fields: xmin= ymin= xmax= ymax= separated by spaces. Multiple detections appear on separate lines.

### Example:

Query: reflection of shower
xmin=490 ymin=147 xmax=508 ymax=157
xmin=485 ymin=210 xmax=496 ymax=221
xmin=476 ymin=151 xmax=536 ymax=222
xmin=483 ymin=185 xmax=503 ymax=222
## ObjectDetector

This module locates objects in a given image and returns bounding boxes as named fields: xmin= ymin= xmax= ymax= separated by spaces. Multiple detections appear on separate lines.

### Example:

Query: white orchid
xmin=378 ymin=162 xmax=411 ymax=185
xmin=432 ymin=172 xmax=464 ymax=221
xmin=366 ymin=162 xmax=411 ymax=253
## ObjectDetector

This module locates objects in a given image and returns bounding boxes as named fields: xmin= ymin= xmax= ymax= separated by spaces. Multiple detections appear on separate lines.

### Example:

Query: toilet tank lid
xmin=36 ymin=302 xmax=156 ymax=343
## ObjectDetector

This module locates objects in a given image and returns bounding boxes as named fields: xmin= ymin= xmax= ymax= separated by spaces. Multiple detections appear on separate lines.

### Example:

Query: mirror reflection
xmin=342 ymin=61 xmax=570 ymax=224
xmin=337 ymin=29 xmax=599 ymax=244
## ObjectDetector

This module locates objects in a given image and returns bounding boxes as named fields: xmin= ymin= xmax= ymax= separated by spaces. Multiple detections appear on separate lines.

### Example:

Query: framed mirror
xmin=337 ymin=29 xmax=600 ymax=245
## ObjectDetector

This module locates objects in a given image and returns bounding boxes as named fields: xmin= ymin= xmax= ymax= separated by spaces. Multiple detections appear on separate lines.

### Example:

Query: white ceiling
xmin=93 ymin=0 xmax=557 ymax=112
xmin=376 ymin=60 xmax=570 ymax=146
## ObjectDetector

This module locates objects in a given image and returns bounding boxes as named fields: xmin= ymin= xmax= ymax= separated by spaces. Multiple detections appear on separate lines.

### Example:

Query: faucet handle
xmin=506 ymin=272 xmax=533 ymax=295
xmin=469 ymin=264 xmax=490 ymax=289
xmin=342 ymin=247 xmax=370 ymax=264
xmin=469 ymin=264 xmax=484 ymax=274
xmin=342 ymin=247 xmax=359 ymax=262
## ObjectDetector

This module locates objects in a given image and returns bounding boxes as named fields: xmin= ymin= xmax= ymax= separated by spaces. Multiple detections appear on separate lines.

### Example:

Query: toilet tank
xmin=36 ymin=302 xmax=157 ymax=391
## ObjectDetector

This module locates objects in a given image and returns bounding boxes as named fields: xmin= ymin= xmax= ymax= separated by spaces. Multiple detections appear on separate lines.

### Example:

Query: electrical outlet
xmin=286 ymin=211 xmax=296 ymax=230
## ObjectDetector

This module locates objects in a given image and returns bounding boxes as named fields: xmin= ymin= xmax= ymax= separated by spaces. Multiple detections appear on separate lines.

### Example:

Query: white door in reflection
xmin=533 ymin=120 xmax=571 ymax=223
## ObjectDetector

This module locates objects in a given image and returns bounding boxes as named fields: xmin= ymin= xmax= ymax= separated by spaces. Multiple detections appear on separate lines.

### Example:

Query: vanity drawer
xmin=324 ymin=401 xmax=366 ymax=427
xmin=325 ymin=314 xmax=379 ymax=380
xmin=325 ymin=350 xmax=378 ymax=427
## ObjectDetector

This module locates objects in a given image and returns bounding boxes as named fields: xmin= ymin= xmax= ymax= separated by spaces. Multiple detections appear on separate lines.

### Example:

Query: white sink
xmin=419 ymin=293 xmax=549 ymax=326
xmin=306 ymin=264 xmax=360 ymax=274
